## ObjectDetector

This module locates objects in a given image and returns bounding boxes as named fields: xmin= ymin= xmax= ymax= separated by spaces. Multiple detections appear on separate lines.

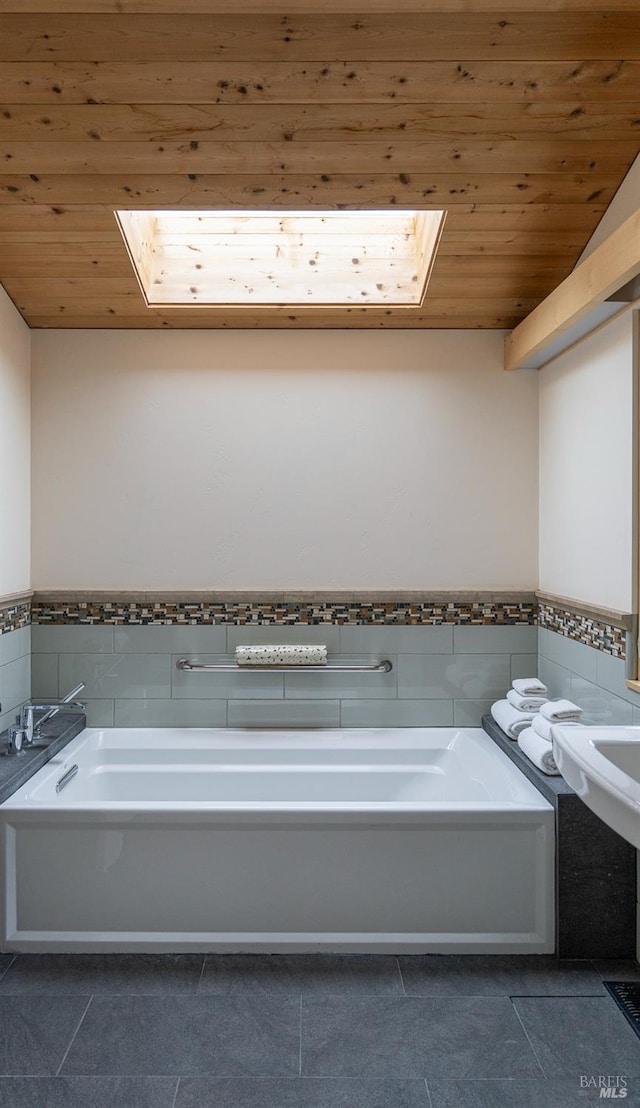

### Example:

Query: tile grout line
xmin=0 ymin=955 xmax=17 ymax=984
xmin=510 ymin=996 xmax=548 ymax=1078
xmin=396 ymin=956 xmax=408 ymax=997
xmin=299 ymin=994 xmax=303 ymax=1076
xmin=55 ymin=995 xmax=93 ymax=1076
xmin=171 ymin=1076 xmax=181 ymax=1108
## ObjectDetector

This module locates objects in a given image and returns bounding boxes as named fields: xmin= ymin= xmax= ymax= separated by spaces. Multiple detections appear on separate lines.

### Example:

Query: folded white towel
xmin=539 ymin=698 xmax=583 ymax=723
xmin=235 ymin=644 xmax=327 ymax=666
xmin=506 ymin=688 xmax=548 ymax=713
xmin=517 ymin=727 xmax=560 ymax=775
xmin=491 ymin=699 xmax=534 ymax=739
xmin=532 ymin=713 xmax=583 ymax=741
xmin=512 ymin=677 xmax=548 ymax=697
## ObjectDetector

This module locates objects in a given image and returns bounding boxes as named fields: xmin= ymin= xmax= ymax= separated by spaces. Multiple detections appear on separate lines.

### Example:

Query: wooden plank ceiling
xmin=0 ymin=1 xmax=638 ymax=329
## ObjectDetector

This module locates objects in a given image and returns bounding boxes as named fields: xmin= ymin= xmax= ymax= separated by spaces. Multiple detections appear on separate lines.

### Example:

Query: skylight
xmin=115 ymin=209 xmax=446 ymax=309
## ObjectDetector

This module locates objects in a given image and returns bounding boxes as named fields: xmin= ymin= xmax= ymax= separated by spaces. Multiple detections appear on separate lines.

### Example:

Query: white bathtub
xmin=0 ymin=727 xmax=554 ymax=953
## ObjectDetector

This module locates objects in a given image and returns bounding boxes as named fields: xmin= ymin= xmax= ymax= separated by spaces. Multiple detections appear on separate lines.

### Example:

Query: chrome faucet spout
xmin=19 ymin=682 xmax=87 ymax=746
xmin=33 ymin=682 xmax=86 ymax=732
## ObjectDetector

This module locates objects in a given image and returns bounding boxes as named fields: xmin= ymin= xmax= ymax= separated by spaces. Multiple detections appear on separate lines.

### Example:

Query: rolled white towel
xmin=491 ymin=699 xmax=534 ymax=739
xmin=532 ymin=713 xmax=584 ymax=741
xmin=506 ymin=688 xmax=548 ymax=713
xmin=235 ymin=644 xmax=327 ymax=666
xmin=539 ymin=698 xmax=583 ymax=723
xmin=512 ymin=677 xmax=548 ymax=697
xmin=517 ymin=727 xmax=560 ymax=775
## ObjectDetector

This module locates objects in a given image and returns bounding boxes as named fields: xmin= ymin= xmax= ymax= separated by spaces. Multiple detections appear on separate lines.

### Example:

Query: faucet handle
xmin=6 ymin=719 xmax=24 ymax=755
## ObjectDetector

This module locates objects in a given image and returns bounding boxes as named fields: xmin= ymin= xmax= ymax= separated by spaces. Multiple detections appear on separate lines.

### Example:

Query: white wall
xmin=31 ymin=328 xmax=538 ymax=591
xmin=539 ymin=153 xmax=639 ymax=613
xmin=539 ymin=310 xmax=635 ymax=611
xmin=0 ymin=286 xmax=30 ymax=596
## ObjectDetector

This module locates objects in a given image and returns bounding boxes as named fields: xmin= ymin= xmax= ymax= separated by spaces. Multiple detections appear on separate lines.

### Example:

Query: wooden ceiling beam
xmin=0 ymin=13 xmax=639 ymax=63
xmin=0 ymin=141 xmax=634 ymax=176
xmin=433 ymin=256 xmax=571 ymax=277
xmin=0 ymin=203 xmax=607 ymax=234
xmin=1 ymin=104 xmax=639 ymax=142
xmin=5 ymin=1 xmax=640 ymax=13
xmin=438 ymin=230 xmax=589 ymax=256
xmin=2 ymin=272 xmax=563 ymax=299
xmin=505 ymin=206 xmax=640 ymax=371
xmin=23 ymin=314 xmax=528 ymax=329
xmin=0 ymin=173 xmax=620 ymax=206
xmin=0 ymin=255 xmax=133 ymax=277
xmin=14 ymin=295 xmax=539 ymax=318
xmin=2 ymin=60 xmax=638 ymax=105
xmin=0 ymin=244 xmax=584 ymax=273
xmin=0 ymin=241 xmax=128 ymax=254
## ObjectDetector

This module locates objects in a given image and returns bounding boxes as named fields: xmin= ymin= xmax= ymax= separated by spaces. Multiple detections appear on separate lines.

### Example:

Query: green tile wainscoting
xmin=30 ymin=622 xmax=538 ymax=730
xmin=1 ymin=592 xmax=638 ymax=731
xmin=0 ymin=627 xmax=31 ymax=735
xmin=538 ymin=628 xmax=639 ymax=727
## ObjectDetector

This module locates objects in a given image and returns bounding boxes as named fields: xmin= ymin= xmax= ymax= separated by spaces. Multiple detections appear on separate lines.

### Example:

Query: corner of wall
xmin=0 ymin=285 xmax=30 ymax=597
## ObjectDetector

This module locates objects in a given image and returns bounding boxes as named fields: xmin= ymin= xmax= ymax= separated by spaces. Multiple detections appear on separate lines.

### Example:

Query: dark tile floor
xmin=0 ymin=954 xmax=639 ymax=1106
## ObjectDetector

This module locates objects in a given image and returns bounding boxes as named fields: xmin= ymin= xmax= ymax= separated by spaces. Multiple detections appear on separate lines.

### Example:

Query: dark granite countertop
xmin=481 ymin=713 xmax=574 ymax=806
xmin=0 ymin=712 xmax=86 ymax=804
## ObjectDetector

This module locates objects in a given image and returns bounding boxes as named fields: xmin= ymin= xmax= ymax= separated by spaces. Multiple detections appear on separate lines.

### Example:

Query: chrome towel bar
xmin=176 ymin=658 xmax=393 ymax=673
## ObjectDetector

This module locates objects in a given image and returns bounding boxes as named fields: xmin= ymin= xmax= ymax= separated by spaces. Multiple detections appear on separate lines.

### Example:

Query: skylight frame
xmin=115 ymin=209 xmax=446 ymax=310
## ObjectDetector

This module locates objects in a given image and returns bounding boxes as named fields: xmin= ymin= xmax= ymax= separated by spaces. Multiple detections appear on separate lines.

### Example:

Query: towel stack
xmin=491 ymin=679 xmax=585 ymax=776
xmin=517 ymin=699 xmax=584 ymax=776
xmin=490 ymin=677 xmax=548 ymax=740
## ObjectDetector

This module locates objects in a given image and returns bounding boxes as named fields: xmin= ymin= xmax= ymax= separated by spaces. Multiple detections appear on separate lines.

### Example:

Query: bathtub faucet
xmin=10 ymin=682 xmax=87 ymax=752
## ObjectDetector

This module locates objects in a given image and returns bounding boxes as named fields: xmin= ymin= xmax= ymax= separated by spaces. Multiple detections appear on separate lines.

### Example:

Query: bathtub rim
xmin=0 ymin=724 xmax=554 ymax=816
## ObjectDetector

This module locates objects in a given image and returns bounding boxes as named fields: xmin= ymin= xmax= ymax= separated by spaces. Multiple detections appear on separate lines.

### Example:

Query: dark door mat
xmin=604 ymin=981 xmax=640 ymax=1038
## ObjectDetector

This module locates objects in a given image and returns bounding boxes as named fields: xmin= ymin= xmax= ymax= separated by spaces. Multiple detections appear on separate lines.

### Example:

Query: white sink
xmin=552 ymin=725 xmax=640 ymax=848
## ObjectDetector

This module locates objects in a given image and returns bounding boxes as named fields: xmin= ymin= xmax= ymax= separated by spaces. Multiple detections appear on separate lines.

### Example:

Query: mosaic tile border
xmin=2 ymin=596 xmax=629 ymax=660
xmin=0 ymin=600 xmax=31 ymax=636
xmin=30 ymin=598 xmax=538 ymax=627
xmin=538 ymin=602 xmax=627 ymax=660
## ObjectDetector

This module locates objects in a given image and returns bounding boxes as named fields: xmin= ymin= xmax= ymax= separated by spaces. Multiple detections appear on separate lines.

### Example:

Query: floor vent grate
xmin=604 ymin=981 xmax=640 ymax=1038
